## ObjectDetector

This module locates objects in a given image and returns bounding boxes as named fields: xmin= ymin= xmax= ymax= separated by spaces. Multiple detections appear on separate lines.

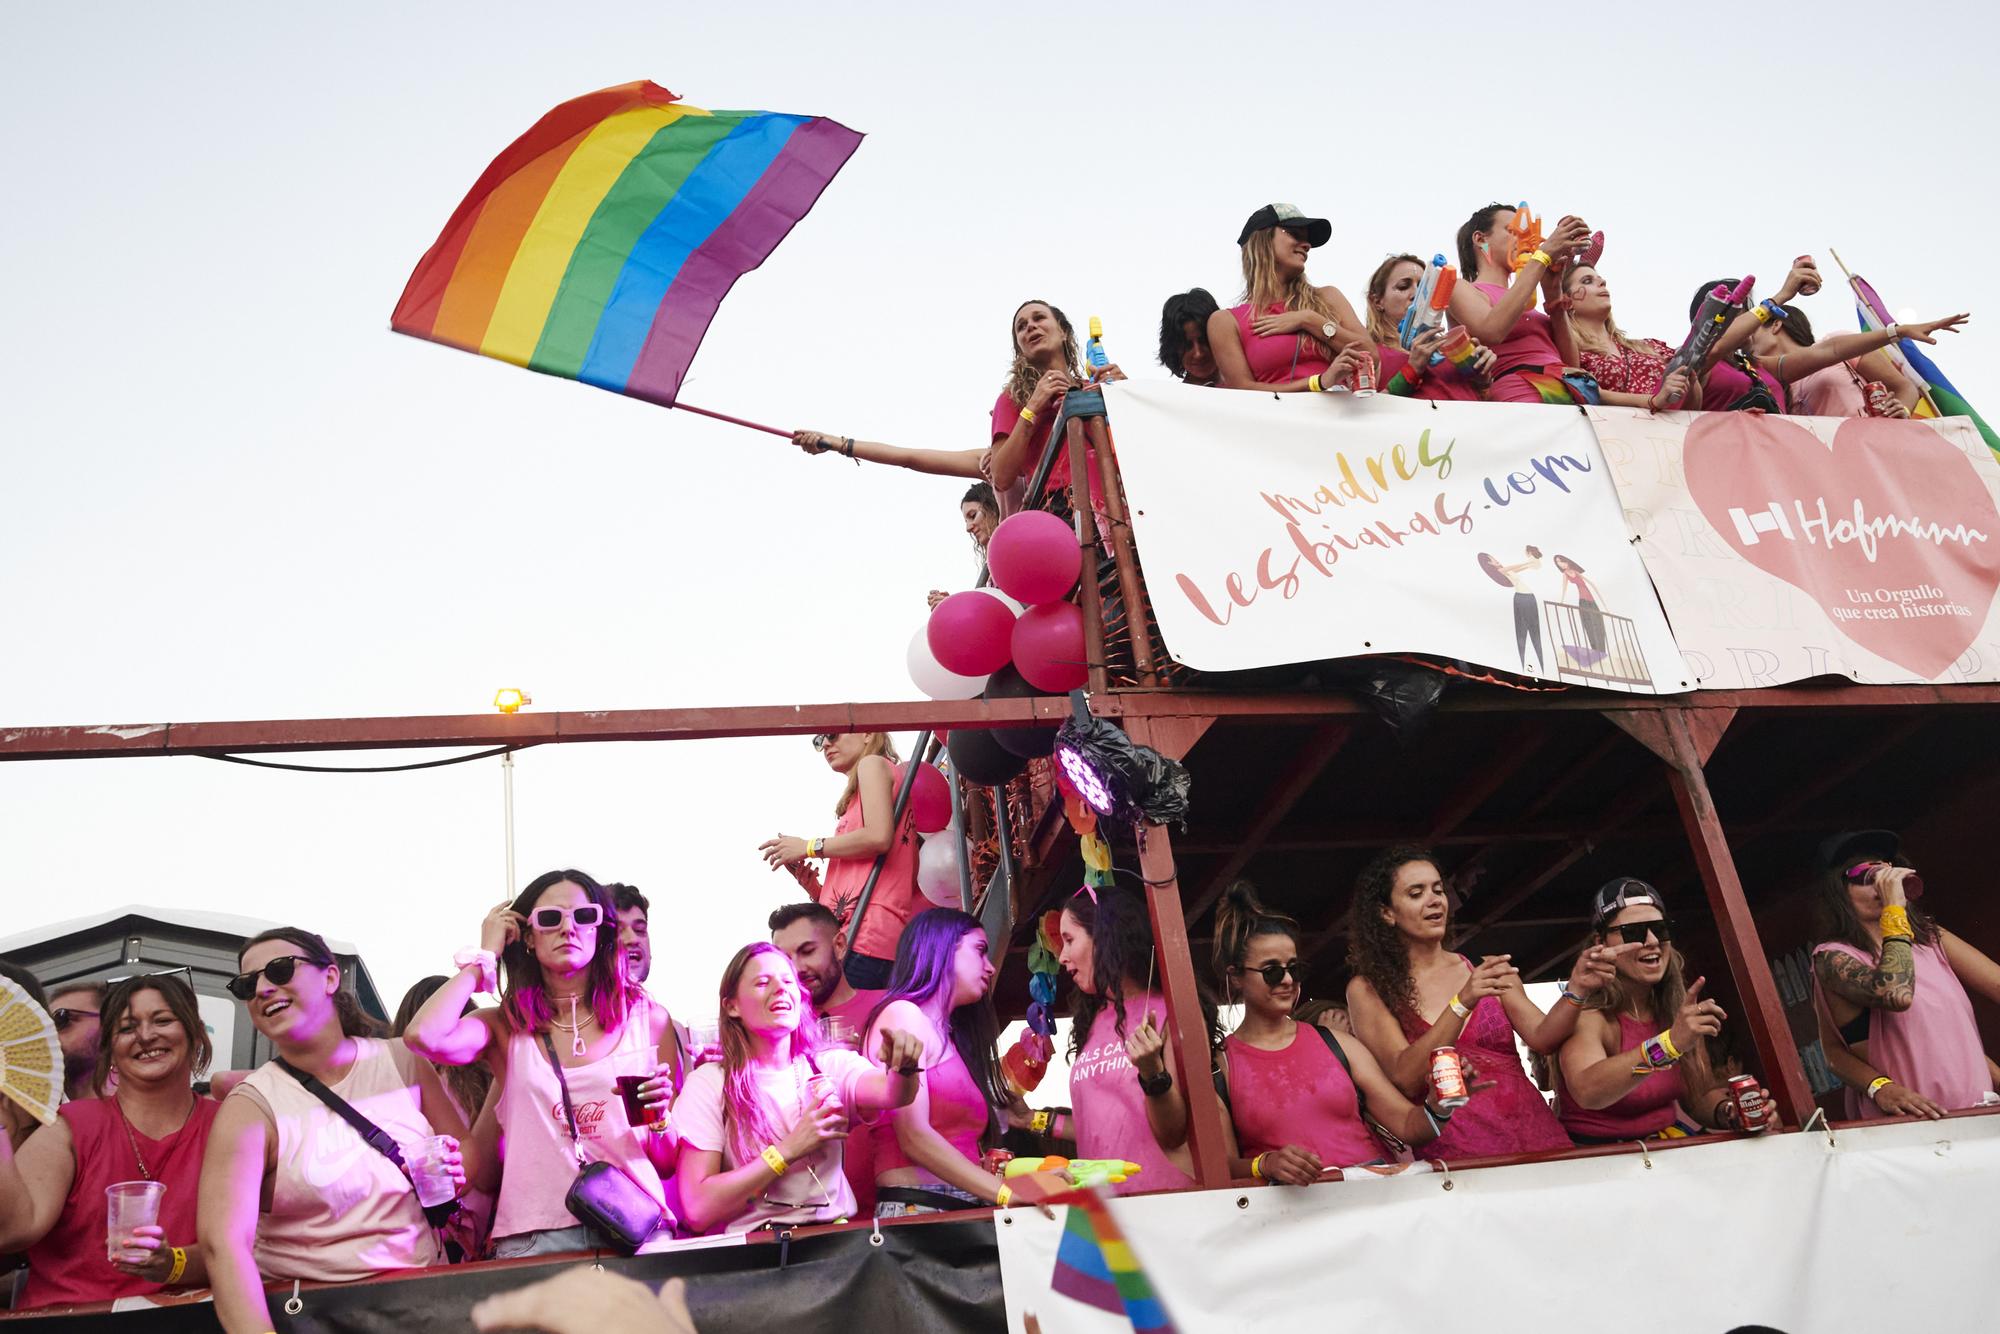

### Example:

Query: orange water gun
xmin=1505 ymin=202 xmax=1544 ymax=272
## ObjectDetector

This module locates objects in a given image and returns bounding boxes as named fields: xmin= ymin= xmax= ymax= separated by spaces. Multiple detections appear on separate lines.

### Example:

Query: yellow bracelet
xmin=1250 ymin=1152 xmax=1267 ymax=1180
xmin=1878 ymin=904 xmax=1914 ymax=941
xmin=164 ymin=1245 xmax=188 ymax=1286
xmin=1019 ymin=406 xmax=1037 ymax=425
xmin=760 ymin=1144 xmax=789 ymax=1177
xmin=995 ymin=1183 xmax=1013 ymax=1209
xmin=1866 ymin=1076 xmax=1893 ymax=1100
xmin=1447 ymin=994 xmax=1471 ymax=1019
xmin=1528 ymin=249 xmax=1553 ymax=269
xmin=1307 ymin=373 xmax=1323 ymax=393
xmin=1030 ymin=1108 xmax=1051 ymax=1136
xmin=1657 ymin=1028 xmax=1683 ymax=1062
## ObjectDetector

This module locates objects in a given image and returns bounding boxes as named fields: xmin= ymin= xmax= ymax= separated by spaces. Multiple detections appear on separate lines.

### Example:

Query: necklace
xmin=550 ymin=993 xmax=595 ymax=1057
xmin=109 ymin=1089 xmax=196 ymax=1182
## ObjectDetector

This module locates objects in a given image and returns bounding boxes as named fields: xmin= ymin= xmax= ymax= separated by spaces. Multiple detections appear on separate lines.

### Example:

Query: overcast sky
xmin=4 ymin=2 xmax=1995 ymax=1019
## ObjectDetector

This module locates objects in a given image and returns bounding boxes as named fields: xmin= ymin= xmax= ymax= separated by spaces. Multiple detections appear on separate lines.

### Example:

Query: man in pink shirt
xmin=769 ymin=903 xmax=884 ymax=1039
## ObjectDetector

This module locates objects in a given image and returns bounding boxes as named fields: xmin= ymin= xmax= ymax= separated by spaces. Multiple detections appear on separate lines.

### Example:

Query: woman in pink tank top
xmin=403 ymin=870 xmax=683 ymax=1257
xmin=1558 ymin=879 xmax=1777 ymax=1141
xmin=1809 ymin=830 xmax=1999 ymax=1118
xmin=1364 ymin=253 xmax=1494 ymax=402
xmin=2 ymin=974 xmax=220 ymax=1309
xmin=1446 ymin=202 xmax=1592 ymax=405
xmin=1205 ymin=884 xmax=1449 ymax=1183
xmin=762 ymin=732 xmax=926 ymax=992
xmin=1208 ymin=203 xmax=1372 ymax=393
xmin=1345 ymin=846 xmax=1589 ymax=1160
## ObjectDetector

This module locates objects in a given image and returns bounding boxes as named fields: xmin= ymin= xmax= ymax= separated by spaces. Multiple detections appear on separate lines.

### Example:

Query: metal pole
xmin=500 ymin=750 xmax=517 ymax=895
xmin=839 ymin=731 xmax=930 ymax=973
xmin=944 ymin=755 xmax=976 ymax=914
xmin=982 ymin=788 xmax=1018 ymax=948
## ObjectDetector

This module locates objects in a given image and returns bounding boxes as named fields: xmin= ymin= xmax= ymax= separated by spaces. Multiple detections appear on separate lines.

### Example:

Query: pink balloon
xmin=927 ymin=590 xmax=1017 ymax=678
xmin=1011 ymin=601 xmax=1088 ymax=693
xmin=987 ymin=510 xmax=1081 ymax=606
xmin=908 ymin=762 xmax=952 ymax=835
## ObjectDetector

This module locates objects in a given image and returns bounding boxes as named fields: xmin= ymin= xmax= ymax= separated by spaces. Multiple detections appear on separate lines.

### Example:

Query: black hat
xmin=1591 ymin=877 xmax=1666 ymax=929
xmin=1237 ymin=203 xmax=1332 ymax=248
xmin=1818 ymin=829 xmax=1901 ymax=873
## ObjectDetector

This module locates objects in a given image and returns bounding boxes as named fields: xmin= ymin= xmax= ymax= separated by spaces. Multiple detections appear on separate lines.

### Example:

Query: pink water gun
xmin=1661 ymin=275 xmax=1756 ymax=389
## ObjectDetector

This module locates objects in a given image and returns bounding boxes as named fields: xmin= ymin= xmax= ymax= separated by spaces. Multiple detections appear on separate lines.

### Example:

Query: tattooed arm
xmin=1813 ymin=942 xmax=1916 ymax=1013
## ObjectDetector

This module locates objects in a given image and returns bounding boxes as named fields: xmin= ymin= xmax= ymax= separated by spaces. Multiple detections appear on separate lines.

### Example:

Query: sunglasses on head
xmin=52 ymin=1007 xmax=100 ymax=1030
xmin=1238 ymin=960 xmax=1308 ymax=988
xmin=531 ymin=904 xmax=604 ymax=931
xmin=227 ymin=954 xmax=319 ymax=1000
xmin=1602 ymin=919 xmax=1674 ymax=946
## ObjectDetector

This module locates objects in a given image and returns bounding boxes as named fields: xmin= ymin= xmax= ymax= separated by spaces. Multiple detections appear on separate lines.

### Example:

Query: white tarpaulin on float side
xmin=1105 ymin=384 xmax=1688 ymax=692
xmin=993 ymin=1115 xmax=1999 ymax=1331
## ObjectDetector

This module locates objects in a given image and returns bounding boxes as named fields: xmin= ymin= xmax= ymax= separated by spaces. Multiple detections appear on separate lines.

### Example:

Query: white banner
xmin=1594 ymin=408 xmax=2000 ymax=689
xmin=993 ymin=1115 xmax=2000 ymax=1331
xmin=1107 ymin=384 xmax=1687 ymax=693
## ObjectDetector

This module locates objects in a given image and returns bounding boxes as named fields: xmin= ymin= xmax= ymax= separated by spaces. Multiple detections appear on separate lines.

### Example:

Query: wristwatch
xmin=1320 ymin=320 xmax=1339 ymax=342
xmin=1137 ymin=1067 xmax=1174 ymax=1098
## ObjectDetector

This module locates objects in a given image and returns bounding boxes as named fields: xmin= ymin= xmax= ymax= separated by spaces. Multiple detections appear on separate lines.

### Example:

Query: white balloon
xmin=916 ymin=832 xmax=965 ymax=906
xmin=973 ymin=587 xmax=1025 ymax=616
xmin=906 ymin=624 xmax=988 ymax=700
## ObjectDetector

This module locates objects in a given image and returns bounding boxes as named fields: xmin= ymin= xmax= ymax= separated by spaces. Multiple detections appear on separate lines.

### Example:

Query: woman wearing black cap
xmin=1555 ymin=879 xmax=1777 ymax=1140
xmin=1207 ymin=204 xmax=1372 ymax=393
xmin=1811 ymin=830 xmax=2000 ymax=1119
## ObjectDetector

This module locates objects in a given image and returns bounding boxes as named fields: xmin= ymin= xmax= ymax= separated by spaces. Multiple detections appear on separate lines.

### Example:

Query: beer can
xmin=1352 ymin=353 xmax=1377 ymax=397
xmin=981 ymin=1148 xmax=1016 ymax=1176
xmin=1864 ymin=381 xmax=1895 ymax=417
xmin=1429 ymin=1046 xmax=1470 ymax=1109
xmin=1726 ymin=1074 xmax=1772 ymax=1133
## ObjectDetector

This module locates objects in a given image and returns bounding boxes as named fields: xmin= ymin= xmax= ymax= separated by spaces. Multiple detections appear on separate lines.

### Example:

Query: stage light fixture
xmin=1052 ymin=690 xmax=1191 ymax=829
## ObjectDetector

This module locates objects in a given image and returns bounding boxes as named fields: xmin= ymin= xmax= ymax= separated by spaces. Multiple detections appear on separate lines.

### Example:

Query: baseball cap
xmin=1817 ymin=829 xmax=1900 ymax=873
xmin=1591 ymin=877 xmax=1666 ymax=929
xmin=1237 ymin=203 xmax=1332 ymax=248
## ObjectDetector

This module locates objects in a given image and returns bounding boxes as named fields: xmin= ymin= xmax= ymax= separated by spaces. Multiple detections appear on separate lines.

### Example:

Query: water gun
xmin=1397 ymin=255 xmax=1457 ymax=349
xmin=1505 ymin=202 xmax=1544 ymax=272
xmin=1085 ymin=316 xmax=1109 ymax=374
xmin=1661 ymin=275 xmax=1756 ymax=388
xmin=1005 ymin=1156 xmax=1142 ymax=1188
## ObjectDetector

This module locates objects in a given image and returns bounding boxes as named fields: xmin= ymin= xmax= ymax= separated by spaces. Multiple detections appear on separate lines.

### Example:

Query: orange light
xmin=493 ymin=688 xmax=531 ymax=714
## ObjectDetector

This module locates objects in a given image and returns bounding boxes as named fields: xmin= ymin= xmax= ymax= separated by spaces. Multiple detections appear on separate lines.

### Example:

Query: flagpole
xmin=1828 ymin=248 xmax=1942 ymax=416
xmin=669 ymin=401 xmax=793 ymax=438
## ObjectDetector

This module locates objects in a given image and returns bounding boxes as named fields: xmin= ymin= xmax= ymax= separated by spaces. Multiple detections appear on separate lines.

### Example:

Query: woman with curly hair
xmin=1345 ymin=846 xmax=1599 ymax=1159
xmin=1207 ymin=204 xmax=1372 ymax=392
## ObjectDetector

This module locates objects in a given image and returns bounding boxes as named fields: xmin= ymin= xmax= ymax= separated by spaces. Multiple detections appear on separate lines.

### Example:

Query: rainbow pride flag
xmin=1840 ymin=257 xmax=1997 ymax=454
xmin=393 ymin=81 xmax=860 ymax=408
xmin=1049 ymin=1188 xmax=1177 ymax=1333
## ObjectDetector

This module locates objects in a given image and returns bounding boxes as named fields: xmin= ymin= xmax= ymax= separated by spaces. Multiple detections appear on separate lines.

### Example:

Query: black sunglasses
xmin=1238 ymin=960 xmax=1309 ymax=988
xmin=52 ymin=1007 xmax=100 ymax=1030
xmin=1603 ymin=919 xmax=1674 ymax=946
xmin=810 ymin=733 xmax=841 ymax=753
xmin=228 ymin=954 xmax=319 ymax=1000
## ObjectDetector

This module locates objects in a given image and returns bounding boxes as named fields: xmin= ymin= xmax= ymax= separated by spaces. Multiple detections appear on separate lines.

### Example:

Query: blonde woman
xmin=1208 ymin=204 xmax=1371 ymax=392
xmin=761 ymin=732 xmax=924 ymax=990
xmin=1561 ymin=265 xmax=1699 ymax=410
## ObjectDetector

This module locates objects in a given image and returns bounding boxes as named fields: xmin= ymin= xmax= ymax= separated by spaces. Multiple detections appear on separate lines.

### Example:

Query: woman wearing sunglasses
xmin=1 ymin=973 xmax=218 ymax=1309
xmin=760 ymin=733 xmax=924 ymax=993
xmin=674 ymin=943 xmax=923 ymax=1233
xmin=403 ymin=869 xmax=684 ymax=1258
xmin=200 ymin=927 xmax=469 ymax=1334
xmin=1811 ymin=830 xmax=2000 ymax=1120
xmin=1556 ymin=880 xmax=1778 ymax=1140
xmin=1345 ymin=846 xmax=1591 ymax=1160
xmin=1200 ymin=884 xmax=1450 ymax=1184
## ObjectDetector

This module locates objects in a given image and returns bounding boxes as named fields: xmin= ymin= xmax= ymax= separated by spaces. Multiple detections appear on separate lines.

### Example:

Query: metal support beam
xmin=1184 ymin=721 xmax=1355 ymax=924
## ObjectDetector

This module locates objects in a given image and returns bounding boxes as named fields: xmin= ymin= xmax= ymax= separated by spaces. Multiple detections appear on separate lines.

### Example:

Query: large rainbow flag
xmin=1049 ymin=1188 xmax=1178 ymax=1333
xmin=392 ymin=81 xmax=860 ymax=409
xmin=1837 ymin=252 xmax=1997 ymax=454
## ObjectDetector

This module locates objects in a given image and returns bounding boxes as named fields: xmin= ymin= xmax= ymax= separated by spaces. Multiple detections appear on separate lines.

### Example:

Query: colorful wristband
xmin=1866 ymin=1076 xmax=1893 ymax=1100
xmin=1447 ymin=994 xmax=1471 ymax=1019
xmin=1559 ymin=988 xmax=1585 ymax=1007
xmin=995 ymin=1183 xmax=1013 ymax=1209
xmin=761 ymin=1145 xmax=789 ymax=1177
xmin=164 ymin=1245 xmax=188 ymax=1286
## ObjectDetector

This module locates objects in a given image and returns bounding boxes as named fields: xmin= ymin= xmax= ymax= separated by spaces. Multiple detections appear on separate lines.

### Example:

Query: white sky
xmin=4 ymin=2 xmax=1997 ymax=1020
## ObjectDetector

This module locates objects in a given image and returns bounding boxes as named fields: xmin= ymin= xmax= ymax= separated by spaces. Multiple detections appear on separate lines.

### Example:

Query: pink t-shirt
xmin=1471 ymin=281 xmax=1560 ymax=375
xmin=1222 ymin=1026 xmax=1383 ymax=1168
xmin=1067 ymin=993 xmax=1196 ymax=1195
xmin=1377 ymin=342 xmax=1481 ymax=402
xmin=674 ymin=1047 xmax=874 ymax=1232
xmin=1789 ymin=359 xmax=1872 ymax=417
xmin=991 ymin=389 xmax=1105 ymax=512
xmin=1814 ymin=939 xmax=1992 ymax=1118
xmin=815 ymin=765 xmax=923 ymax=964
xmin=1228 ymin=302 xmax=1332 ymax=385
xmin=1554 ymin=1012 xmax=1685 ymax=1141
xmin=19 ymin=1095 xmax=219 ymax=1309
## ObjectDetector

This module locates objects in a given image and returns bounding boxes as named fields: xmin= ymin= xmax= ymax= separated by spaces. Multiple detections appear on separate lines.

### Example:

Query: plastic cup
xmin=616 ymin=1073 xmax=670 ymax=1132
xmin=686 ymin=1019 xmax=721 ymax=1068
xmin=105 ymin=1180 xmax=164 ymax=1263
xmin=403 ymin=1135 xmax=457 ymax=1208
xmin=821 ymin=1015 xmax=859 ymax=1049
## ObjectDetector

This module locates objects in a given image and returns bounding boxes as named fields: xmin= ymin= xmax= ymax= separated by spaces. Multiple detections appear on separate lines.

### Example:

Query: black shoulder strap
xmin=1306 ymin=1022 xmax=1368 ymax=1125
xmin=273 ymin=1054 xmax=407 ymax=1171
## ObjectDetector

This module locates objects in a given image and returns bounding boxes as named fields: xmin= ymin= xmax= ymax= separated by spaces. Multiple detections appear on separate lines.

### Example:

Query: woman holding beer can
xmin=0 ymin=973 xmax=219 ymax=1309
xmin=1811 ymin=830 xmax=2000 ymax=1119
xmin=1345 ymin=846 xmax=1593 ymax=1159
xmin=1207 ymin=204 xmax=1374 ymax=393
xmin=1556 ymin=880 xmax=1778 ymax=1140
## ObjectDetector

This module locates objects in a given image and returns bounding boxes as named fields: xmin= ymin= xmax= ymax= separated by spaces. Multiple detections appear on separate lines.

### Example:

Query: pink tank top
xmin=1377 ymin=342 xmax=1481 ymax=402
xmin=871 ymin=1042 xmax=988 ymax=1179
xmin=490 ymin=1013 xmax=668 ymax=1243
xmin=19 ymin=1095 xmax=219 ymax=1309
xmin=1222 ymin=1027 xmax=1383 ymax=1168
xmin=1396 ymin=961 xmax=1571 ymax=1160
xmin=1229 ymin=302 xmax=1332 ymax=385
xmin=1814 ymin=939 xmax=1991 ymax=1117
xmin=816 ymin=766 xmax=924 ymax=963
xmin=1789 ymin=360 xmax=1871 ymax=417
xmin=1068 ymin=993 xmax=1196 ymax=1194
xmin=1555 ymin=1012 xmax=1685 ymax=1141
xmin=1471 ymin=281 xmax=1560 ymax=375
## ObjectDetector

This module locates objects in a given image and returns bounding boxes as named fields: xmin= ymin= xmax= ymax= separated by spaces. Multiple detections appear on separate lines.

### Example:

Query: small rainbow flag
xmin=1049 ymin=1188 xmax=1177 ymax=1333
xmin=393 ymin=81 xmax=860 ymax=409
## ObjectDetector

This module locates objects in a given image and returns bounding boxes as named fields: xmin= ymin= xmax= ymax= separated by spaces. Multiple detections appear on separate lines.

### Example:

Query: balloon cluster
xmin=906 ymin=510 xmax=1089 ymax=787
xmin=905 ymin=761 xmax=970 ymax=908
xmin=1001 ymin=909 xmax=1064 ymax=1095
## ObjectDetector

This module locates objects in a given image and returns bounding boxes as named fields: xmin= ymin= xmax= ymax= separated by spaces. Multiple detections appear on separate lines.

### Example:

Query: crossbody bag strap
xmin=1306 ymin=1022 xmax=1365 ymax=1124
xmin=273 ymin=1055 xmax=409 ymax=1172
xmin=536 ymin=1031 xmax=588 ymax=1166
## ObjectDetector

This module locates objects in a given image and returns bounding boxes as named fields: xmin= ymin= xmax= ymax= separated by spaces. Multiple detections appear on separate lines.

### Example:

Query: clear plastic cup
xmin=821 ymin=1015 xmax=859 ymax=1049
xmin=403 ymin=1135 xmax=457 ymax=1208
xmin=686 ymin=1019 xmax=721 ymax=1067
xmin=105 ymin=1180 xmax=164 ymax=1263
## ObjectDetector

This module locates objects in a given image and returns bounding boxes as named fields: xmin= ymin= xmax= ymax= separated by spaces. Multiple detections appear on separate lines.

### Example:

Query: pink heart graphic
xmin=1683 ymin=414 xmax=2000 ymax=679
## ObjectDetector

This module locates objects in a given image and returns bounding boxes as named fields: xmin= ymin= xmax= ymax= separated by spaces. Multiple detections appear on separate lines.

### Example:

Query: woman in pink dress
xmin=1345 ymin=846 xmax=1595 ymax=1159
xmin=1557 ymin=880 xmax=1779 ymax=1142
xmin=762 ymin=732 xmax=925 ymax=991
xmin=1446 ymin=203 xmax=1592 ymax=404
xmin=1363 ymin=253 xmax=1494 ymax=401
xmin=1810 ymin=830 xmax=2000 ymax=1119
xmin=1560 ymin=265 xmax=1699 ymax=410
xmin=1207 ymin=203 xmax=1372 ymax=393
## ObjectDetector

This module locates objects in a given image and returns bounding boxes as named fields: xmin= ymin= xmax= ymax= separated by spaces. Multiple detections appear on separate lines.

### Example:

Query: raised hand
xmin=759 ymin=835 xmax=809 ymax=869
xmin=1124 ymin=1013 xmax=1167 ymax=1078
xmin=876 ymin=1026 xmax=926 ymax=1078
xmin=1669 ymin=977 xmax=1726 ymax=1054
xmin=1028 ymin=368 xmax=1075 ymax=413
xmin=1902 ymin=313 xmax=1971 ymax=344
xmin=1569 ymin=941 xmax=1638 ymax=996
xmin=480 ymin=900 xmax=525 ymax=954
xmin=1461 ymin=954 xmax=1520 ymax=1002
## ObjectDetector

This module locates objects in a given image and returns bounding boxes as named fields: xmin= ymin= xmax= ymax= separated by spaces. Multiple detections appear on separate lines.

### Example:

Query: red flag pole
xmin=670 ymin=400 xmax=792 ymax=438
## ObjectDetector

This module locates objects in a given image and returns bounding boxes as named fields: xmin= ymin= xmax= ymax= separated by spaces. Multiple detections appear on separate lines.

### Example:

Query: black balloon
xmin=984 ymin=664 xmax=1058 ymax=758
xmin=947 ymin=725 xmax=1029 ymax=786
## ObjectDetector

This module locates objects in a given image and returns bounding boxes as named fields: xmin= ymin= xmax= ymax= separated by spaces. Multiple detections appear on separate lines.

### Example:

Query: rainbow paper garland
xmin=393 ymin=81 xmax=861 ymax=408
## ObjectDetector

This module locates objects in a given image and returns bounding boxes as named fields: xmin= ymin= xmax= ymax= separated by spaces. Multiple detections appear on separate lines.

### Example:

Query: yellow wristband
xmin=1448 ymin=993 xmax=1471 ymax=1019
xmin=1307 ymin=373 xmax=1323 ymax=393
xmin=164 ymin=1245 xmax=188 ymax=1286
xmin=995 ymin=1183 xmax=1013 ymax=1209
xmin=1878 ymin=904 xmax=1914 ymax=940
xmin=760 ymin=1145 xmax=789 ymax=1177
xmin=1031 ymin=1108 xmax=1051 ymax=1136
xmin=1019 ymin=406 xmax=1037 ymax=424
xmin=1657 ymin=1028 xmax=1683 ymax=1062
xmin=1866 ymin=1076 xmax=1893 ymax=1100
xmin=1528 ymin=249 xmax=1553 ymax=269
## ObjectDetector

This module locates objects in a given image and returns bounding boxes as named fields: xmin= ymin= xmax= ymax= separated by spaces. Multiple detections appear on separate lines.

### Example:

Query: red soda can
xmin=1726 ymin=1074 xmax=1772 ymax=1133
xmin=1429 ymin=1046 xmax=1470 ymax=1109
xmin=1352 ymin=352 xmax=1377 ymax=397
xmin=1864 ymin=381 xmax=1895 ymax=417
xmin=981 ymin=1148 xmax=1016 ymax=1176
